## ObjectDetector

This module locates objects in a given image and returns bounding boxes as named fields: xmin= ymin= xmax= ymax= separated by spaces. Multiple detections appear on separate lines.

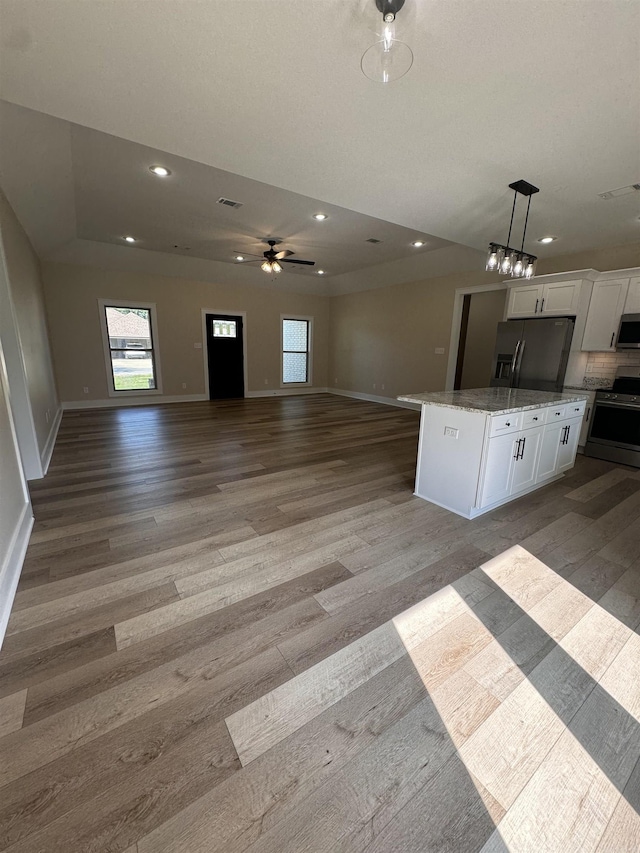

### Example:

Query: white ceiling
xmin=0 ymin=0 xmax=639 ymax=295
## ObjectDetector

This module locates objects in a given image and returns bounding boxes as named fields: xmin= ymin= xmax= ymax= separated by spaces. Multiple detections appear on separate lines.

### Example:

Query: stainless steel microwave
xmin=616 ymin=313 xmax=640 ymax=349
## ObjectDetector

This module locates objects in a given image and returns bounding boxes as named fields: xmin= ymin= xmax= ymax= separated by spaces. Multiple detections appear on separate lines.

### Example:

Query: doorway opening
xmin=449 ymin=287 xmax=508 ymax=391
xmin=205 ymin=313 xmax=245 ymax=399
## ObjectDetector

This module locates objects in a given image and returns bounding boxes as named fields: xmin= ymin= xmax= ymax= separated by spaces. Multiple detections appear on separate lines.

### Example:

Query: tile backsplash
xmin=582 ymin=351 xmax=640 ymax=389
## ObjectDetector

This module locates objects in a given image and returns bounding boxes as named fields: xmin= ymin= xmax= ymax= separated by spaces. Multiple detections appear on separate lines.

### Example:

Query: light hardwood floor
xmin=0 ymin=395 xmax=639 ymax=852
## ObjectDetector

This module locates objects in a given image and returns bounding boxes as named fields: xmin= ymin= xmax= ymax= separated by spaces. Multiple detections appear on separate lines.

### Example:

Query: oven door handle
xmin=594 ymin=401 xmax=640 ymax=411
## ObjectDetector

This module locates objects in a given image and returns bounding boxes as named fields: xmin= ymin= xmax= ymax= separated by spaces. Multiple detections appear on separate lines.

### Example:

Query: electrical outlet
xmin=83 ymin=387 xmax=89 ymax=394
xmin=194 ymin=342 xmax=202 ymax=349
xmin=435 ymin=347 xmax=445 ymax=355
xmin=45 ymin=410 xmax=49 ymax=423
xmin=182 ymin=382 xmax=187 ymax=389
xmin=334 ymin=377 xmax=338 ymax=384
xmin=381 ymin=384 xmax=385 ymax=390
xmin=586 ymin=364 xmax=596 ymax=373
xmin=444 ymin=426 xmax=459 ymax=439
xmin=373 ymin=383 xmax=376 ymax=390
xmin=264 ymin=378 xmax=268 ymax=385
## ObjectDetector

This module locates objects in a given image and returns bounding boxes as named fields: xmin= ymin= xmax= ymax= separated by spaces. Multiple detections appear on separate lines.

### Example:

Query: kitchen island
xmin=398 ymin=388 xmax=589 ymax=519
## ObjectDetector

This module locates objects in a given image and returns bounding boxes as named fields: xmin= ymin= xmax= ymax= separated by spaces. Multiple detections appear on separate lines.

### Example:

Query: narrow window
xmin=282 ymin=318 xmax=311 ymax=385
xmin=102 ymin=304 xmax=159 ymax=392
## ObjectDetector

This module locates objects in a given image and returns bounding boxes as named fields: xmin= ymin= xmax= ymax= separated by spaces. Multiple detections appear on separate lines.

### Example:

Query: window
xmin=282 ymin=317 xmax=312 ymax=385
xmin=212 ymin=320 xmax=237 ymax=338
xmin=99 ymin=301 xmax=161 ymax=394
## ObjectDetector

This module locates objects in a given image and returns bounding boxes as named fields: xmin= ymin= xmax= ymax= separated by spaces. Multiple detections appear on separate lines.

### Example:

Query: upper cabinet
xmin=581 ymin=278 xmax=629 ymax=351
xmin=625 ymin=277 xmax=640 ymax=314
xmin=506 ymin=280 xmax=582 ymax=319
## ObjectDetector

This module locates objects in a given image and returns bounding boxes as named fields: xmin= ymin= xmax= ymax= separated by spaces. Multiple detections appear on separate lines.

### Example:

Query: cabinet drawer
xmin=547 ymin=406 xmax=568 ymax=422
xmin=566 ymin=401 xmax=586 ymax=419
xmin=522 ymin=408 xmax=547 ymax=428
xmin=489 ymin=412 xmax=522 ymax=436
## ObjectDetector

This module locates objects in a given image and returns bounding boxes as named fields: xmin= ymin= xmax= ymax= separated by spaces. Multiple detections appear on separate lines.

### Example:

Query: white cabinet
xmin=480 ymin=432 xmax=517 ymax=507
xmin=536 ymin=416 xmax=582 ymax=481
xmin=507 ymin=285 xmax=544 ymax=318
xmin=625 ymin=277 xmax=640 ymax=314
xmin=512 ymin=425 xmax=544 ymax=492
xmin=506 ymin=280 xmax=582 ymax=319
xmin=557 ymin=418 xmax=581 ymax=472
xmin=581 ymin=279 xmax=629 ymax=351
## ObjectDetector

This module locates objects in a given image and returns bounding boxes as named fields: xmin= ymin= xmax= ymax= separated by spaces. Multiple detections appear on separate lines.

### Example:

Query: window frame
xmin=281 ymin=314 xmax=313 ymax=387
xmin=98 ymin=299 xmax=163 ymax=397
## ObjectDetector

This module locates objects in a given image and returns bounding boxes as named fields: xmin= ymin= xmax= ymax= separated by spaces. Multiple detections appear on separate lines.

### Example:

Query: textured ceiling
xmin=0 ymin=0 xmax=639 ymax=295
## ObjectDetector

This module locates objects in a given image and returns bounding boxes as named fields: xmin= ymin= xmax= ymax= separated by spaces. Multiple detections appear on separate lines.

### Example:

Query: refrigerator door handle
xmin=511 ymin=340 xmax=522 ymax=380
xmin=513 ymin=339 xmax=526 ymax=386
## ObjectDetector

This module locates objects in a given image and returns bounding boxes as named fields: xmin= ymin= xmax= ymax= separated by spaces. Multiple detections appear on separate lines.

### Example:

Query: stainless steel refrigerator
xmin=489 ymin=317 xmax=574 ymax=392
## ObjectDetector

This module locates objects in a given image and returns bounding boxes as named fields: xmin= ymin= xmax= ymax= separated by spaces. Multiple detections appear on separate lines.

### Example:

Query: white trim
xmin=445 ymin=282 xmax=509 ymax=391
xmin=62 ymin=393 xmax=208 ymax=410
xmin=98 ymin=299 xmax=163 ymax=397
xmin=40 ymin=406 xmax=62 ymax=475
xmin=330 ymin=388 xmax=421 ymax=411
xmin=0 ymin=502 xmax=34 ymax=649
xmin=201 ymin=309 xmax=249 ymax=399
xmin=281 ymin=314 xmax=313 ymax=388
xmin=246 ymin=387 xmax=328 ymax=398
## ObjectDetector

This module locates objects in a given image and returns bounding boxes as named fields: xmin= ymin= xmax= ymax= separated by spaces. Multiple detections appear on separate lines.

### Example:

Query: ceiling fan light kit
xmin=486 ymin=180 xmax=539 ymax=279
xmin=238 ymin=239 xmax=316 ymax=276
xmin=361 ymin=0 xmax=413 ymax=84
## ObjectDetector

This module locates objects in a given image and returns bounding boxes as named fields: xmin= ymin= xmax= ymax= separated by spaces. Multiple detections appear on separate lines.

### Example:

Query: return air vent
xmin=217 ymin=197 xmax=244 ymax=209
xmin=365 ymin=238 xmax=382 ymax=244
xmin=598 ymin=183 xmax=640 ymax=200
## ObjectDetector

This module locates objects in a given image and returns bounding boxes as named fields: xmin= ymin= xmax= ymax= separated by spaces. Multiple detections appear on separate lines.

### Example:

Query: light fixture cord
xmin=505 ymin=189 xmax=517 ymax=250
xmin=520 ymin=195 xmax=532 ymax=253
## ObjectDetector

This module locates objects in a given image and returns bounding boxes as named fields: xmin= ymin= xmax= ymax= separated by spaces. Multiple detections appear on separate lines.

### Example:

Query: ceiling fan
xmin=234 ymin=239 xmax=316 ymax=274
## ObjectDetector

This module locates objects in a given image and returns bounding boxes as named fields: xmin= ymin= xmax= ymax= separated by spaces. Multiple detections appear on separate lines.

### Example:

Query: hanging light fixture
xmin=486 ymin=180 xmax=540 ymax=279
xmin=361 ymin=0 xmax=413 ymax=83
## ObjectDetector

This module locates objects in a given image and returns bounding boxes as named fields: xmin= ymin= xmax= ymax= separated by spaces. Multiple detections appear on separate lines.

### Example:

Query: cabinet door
xmin=540 ymin=281 xmax=580 ymax=316
xmin=511 ymin=426 xmax=544 ymax=493
xmin=557 ymin=418 xmax=582 ymax=473
xmin=625 ymin=277 xmax=640 ymax=314
xmin=506 ymin=284 xmax=543 ymax=318
xmin=581 ymin=279 xmax=630 ymax=351
xmin=479 ymin=433 xmax=517 ymax=507
xmin=536 ymin=421 xmax=564 ymax=481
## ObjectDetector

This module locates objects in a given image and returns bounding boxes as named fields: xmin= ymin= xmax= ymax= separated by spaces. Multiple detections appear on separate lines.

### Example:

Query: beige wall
xmin=42 ymin=263 xmax=329 ymax=403
xmin=0 ymin=189 xmax=59 ymax=454
xmin=460 ymin=289 xmax=507 ymax=390
xmin=0 ymin=344 xmax=27 ymax=562
xmin=329 ymin=242 xmax=640 ymax=398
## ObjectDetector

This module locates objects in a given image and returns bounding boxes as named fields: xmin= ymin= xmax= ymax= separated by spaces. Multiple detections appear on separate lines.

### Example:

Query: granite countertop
xmin=397 ymin=387 xmax=590 ymax=415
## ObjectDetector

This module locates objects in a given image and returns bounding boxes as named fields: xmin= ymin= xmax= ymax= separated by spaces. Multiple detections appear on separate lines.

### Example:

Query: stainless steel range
xmin=584 ymin=368 xmax=640 ymax=468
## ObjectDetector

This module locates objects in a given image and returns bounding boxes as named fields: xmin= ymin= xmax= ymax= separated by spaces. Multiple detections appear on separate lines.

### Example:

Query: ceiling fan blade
xmin=280 ymin=258 xmax=316 ymax=266
xmin=274 ymin=250 xmax=294 ymax=259
xmin=234 ymin=258 xmax=261 ymax=264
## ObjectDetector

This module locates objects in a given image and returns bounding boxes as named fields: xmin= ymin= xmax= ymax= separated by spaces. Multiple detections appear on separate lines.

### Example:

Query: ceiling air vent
xmin=217 ymin=197 xmax=244 ymax=209
xmin=598 ymin=183 xmax=640 ymax=200
xmin=365 ymin=238 xmax=382 ymax=244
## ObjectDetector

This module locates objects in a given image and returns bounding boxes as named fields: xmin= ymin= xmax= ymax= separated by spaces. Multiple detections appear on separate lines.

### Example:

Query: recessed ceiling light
xmin=317 ymin=269 xmax=325 ymax=275
xmin=149 ymin=165 xmax=171 ymax=177
xmin=235 ymin=255 xmax=244 ymax=261
xmin=123 ymin=236 xmax=136 ymax=243
xmin=411 ymin=240 xmax=425 ymax=247
xmin=313 ymin=213 xmax=328 ymax=221
xmin=538 ymin=236 xmax=557 ymax=243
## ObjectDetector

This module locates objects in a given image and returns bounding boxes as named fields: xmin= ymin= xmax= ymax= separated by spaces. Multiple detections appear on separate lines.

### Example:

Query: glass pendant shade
xmin=486 ymin=244 xmax=501 ymax=271
xmin=361 ymin=39 xmax=413 ymax=83
xmin=261 ymin=261 xmax=272 ymax=273
xmin=523 ymin=257 xmax=537 ymax=279
xmin=499 ymin=251 xmax=515 ymax=275
xmin=272 ymin=261 xmax=282 ymax=273
xmin=512 ymin=254 xmax=525 ymax=278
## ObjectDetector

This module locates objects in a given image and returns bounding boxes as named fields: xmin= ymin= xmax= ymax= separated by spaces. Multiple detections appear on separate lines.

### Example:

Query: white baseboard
xmin=62 ymin=393 xmax=208 ymax=410
xmin=0 ymin=501 xmax=34 ymax=649
xmin=40 ymin=406 xmax=62 ymax=475
xmin=330 ymin=388 xmax=421 ymax=411
xmin=245 ymin=387 xmax=329 ymax=398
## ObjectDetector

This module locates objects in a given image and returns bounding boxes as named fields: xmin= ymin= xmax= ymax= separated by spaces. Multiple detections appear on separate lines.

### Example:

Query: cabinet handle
xmin=541 ymin=298 xmax=545 ymax=312
xmin=519 ymin=436 xmax=526 ymax=459
xmin=586 ymin=406 xmax=591 ymax=422
xmin=513 ymin=438 xmax=522 ymax=460
xmin=535 ymin=298 xmax=539 ymax=313
xmin=610 ymin=332 xmax=615 ymax=348
xmin=505 ymin=421 xmax=511 ymax=427
xmin=533 ymin=416 xmax=538 ymax=421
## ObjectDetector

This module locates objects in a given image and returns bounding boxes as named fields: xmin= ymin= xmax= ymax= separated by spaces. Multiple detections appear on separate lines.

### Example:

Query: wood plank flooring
xmin=1 ymin=394 xmax=639 ymax=852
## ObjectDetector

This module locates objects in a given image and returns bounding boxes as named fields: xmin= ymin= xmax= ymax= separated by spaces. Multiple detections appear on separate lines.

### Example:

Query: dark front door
xmin=206 ymin=314 xmax=245 ymax=399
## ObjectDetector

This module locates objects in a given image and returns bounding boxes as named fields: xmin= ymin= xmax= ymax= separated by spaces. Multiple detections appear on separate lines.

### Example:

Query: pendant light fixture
xmin=361 ymin=0 xmax=413 ymax=83
xmin=486 ymin=180 xmax=540 ymax=279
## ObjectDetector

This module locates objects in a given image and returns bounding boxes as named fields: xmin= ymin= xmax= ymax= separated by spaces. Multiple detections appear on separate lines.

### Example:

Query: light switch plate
xmin=444 ymin=426 xmax=459 ymax=438
xmin=435 ymin=347 xmax=445 ymax=355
